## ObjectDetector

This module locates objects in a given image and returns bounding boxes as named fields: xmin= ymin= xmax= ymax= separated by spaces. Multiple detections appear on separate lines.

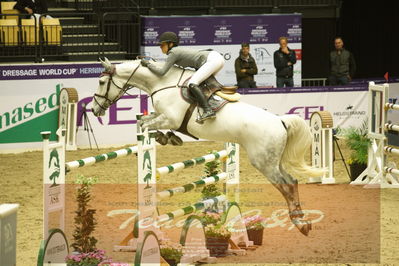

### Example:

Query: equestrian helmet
xmin=158 ymin=32 xmax=179 ymax=45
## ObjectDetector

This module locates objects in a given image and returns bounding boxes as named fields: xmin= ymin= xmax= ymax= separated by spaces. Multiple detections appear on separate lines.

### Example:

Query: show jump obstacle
xmin=309 ymin=111 xmax=335 ymax=184
xmin=39 ymin=114 xmax=252 ymax=265
xmin=131 ymin=114 xmax=251 ymax=265
xmin=58 ymin=88 xmax=78 ymax=150
xmin=351 ymin=82 xmax=399 ymax=188
xmin=38 ymin=129 xmax=69 ymax=265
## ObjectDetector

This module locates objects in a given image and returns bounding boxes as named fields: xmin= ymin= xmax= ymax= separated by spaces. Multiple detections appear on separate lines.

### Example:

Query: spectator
xmin=14 ymin=0 xmax=49 ymax=20
xmin=273 ymin=36 xmax=297 ymax=87
xmin=234 ymin=43 xmax=258 ymax=88
xmin=328 ymin=37 xmax=356 ymax=85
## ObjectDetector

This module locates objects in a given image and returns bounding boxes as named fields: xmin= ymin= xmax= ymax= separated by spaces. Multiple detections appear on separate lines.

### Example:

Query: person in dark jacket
xmin=234 ymin=43 xmax=258 ymax=88
xmin=328 ymin=37 xmax=356 ymax=85
xmin=273 ymin=37 xmax=297 ymax=88
xmin=14 ymin=0 xmax=48 ymax=19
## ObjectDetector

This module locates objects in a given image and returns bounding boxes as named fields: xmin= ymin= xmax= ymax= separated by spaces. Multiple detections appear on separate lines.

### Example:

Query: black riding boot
xmin=189 ymin=84 xmax=216 ymax=122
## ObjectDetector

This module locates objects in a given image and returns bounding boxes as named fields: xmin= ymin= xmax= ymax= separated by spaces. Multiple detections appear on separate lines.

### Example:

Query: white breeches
xmin=188 ymin=51 xmax=224 ymax=85
xmin=31 ymin=14 xmax=53 ymax=22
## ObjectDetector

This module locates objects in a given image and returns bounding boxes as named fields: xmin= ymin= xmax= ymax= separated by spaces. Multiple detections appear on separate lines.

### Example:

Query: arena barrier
xmin=351 ymin=82 xmax=399 ymax=188
xmin=39 ymin=114 xmax=252 ymax=265
xmin=0 ymin=204 xmax=19 ymax=266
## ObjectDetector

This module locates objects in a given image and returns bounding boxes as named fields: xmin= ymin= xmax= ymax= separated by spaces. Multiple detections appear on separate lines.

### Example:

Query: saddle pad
xmin=180 ymin=86 xmax=229 ymax=112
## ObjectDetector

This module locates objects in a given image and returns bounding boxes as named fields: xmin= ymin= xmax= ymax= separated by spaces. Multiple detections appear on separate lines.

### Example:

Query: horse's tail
xmin=280 ymin=115 xmax=326 ymax=178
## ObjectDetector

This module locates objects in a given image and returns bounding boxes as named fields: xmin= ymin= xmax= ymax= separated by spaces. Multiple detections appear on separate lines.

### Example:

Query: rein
xmin=150 ymin=68 xmax=186 ymax=100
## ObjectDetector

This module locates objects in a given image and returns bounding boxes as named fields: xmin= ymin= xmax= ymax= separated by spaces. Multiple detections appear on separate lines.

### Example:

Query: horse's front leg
xmin=141 ymin=113 xmax=183 ymax=146
xmin=140 ymin=113 xmax=175 ymax=131
xmin=139 ymin=112 xmax=159 ymax=126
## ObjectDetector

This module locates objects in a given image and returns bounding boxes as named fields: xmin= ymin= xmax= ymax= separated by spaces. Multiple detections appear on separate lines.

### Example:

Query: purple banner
xmin=141 ymin=14 xmax=301 ymax=46
xmin=238 ymin=84 xmax=368 ymax=95
xmin=0 ymin=63 xmax=104 ymax=80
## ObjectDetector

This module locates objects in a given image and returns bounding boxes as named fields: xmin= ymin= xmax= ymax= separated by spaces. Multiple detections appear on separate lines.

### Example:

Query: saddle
xmin=181 ymin=75 xmax=240 ymax=105
xmin=177 ymin=75 xmax=241 ymax=139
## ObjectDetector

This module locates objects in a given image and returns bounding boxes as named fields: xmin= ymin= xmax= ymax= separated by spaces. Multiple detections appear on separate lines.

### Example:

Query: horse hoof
xmin=169 ymin=135 xmax=183 ymax=146
xmin=155 ymin=131 xmax=168 ymax=145
xmin=159 ymin=136 xmax=168 ymax=145
xmin=299 ymin=221 xmax=312 ymax=236
xmin=165 ymin=131 xmax=183 ymax=146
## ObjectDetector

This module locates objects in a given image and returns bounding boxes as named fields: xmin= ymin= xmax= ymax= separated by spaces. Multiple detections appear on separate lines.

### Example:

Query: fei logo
xmin=77 ymin=95 xmax=148 ymax=126
xmin=286 ymin=106 xmax=324 ymax=120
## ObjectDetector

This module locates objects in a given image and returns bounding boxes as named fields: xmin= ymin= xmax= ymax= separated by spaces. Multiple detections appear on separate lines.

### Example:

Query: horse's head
xmin=91 ymin=58 xmax=139 ymax=117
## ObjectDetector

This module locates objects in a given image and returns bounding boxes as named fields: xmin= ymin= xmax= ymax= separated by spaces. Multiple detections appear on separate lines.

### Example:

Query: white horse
xmin=91 ymin=58 xmax=324 ymax=236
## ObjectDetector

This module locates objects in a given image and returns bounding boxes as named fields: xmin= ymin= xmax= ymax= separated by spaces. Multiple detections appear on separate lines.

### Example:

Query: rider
xmin=140 ymin=31 xmax=225 ymax=122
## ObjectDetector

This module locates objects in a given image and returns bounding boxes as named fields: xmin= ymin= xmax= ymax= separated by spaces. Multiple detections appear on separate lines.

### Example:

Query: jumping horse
xmin=91 ymin=58 xmax=324 ymax=236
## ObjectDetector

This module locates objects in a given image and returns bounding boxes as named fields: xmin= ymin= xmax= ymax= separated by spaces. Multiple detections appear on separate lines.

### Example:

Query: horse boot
xmin=165 ymin=131 xmax=183 ymax=146
xmin=290 ymin=180 xmax=305 ymax=219
xmin=155 ymin=131 xmax=168 ymax=145
xmin=189 ymin=84 xmax=216 ymax=123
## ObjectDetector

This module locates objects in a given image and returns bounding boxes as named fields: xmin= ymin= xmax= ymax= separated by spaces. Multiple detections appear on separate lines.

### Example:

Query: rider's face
xmin=160 ymin=42 xmax=169 ymax=54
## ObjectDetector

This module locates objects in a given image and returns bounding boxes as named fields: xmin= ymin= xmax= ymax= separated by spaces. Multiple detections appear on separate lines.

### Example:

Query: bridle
xmin=93 ymin=63 xmax=140 ymax=111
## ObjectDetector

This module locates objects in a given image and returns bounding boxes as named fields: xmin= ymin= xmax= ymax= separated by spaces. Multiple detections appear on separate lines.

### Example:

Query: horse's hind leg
xmin=279 ymin=167 xmax=304 ymax=218
xmin=249 ymin=156 xmax=312 ymax=236
xmin=277 ymin=167 xmax=312 ymax=235
xmin=271 ymin=170 xmax=312 ymax=236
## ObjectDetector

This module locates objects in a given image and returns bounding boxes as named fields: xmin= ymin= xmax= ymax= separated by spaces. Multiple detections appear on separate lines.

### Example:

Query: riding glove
xmin=141 ymin=59 xmax=151 ymax=67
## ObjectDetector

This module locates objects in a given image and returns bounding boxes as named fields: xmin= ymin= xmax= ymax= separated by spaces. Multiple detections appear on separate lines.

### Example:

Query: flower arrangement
xmin=65 ymin=249 xmax=111 ymax=266
xmin=201 ymin=151 xmax=222 ymax=200
xmin=204 ymin=224 xmax=232 ymax=240
xmin=204 ymin=223 xmax=231 ymax=257
xmin=243 ymin=215 xmax=266 ymax=245
xmin=243 ymin=215 xmax=266 ymax=231
xmin=199 ymin=211 xmax=222 ymax=226
xmin=159 ymin=240 xmax=183 ymax=265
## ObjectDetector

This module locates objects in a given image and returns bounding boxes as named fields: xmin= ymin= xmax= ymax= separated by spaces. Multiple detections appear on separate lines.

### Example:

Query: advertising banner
xmin=0 ymin=63 xmax=370 ymax=153
xmin=141 ymin=14 xmax=302 ymax=87
xmin=0 ymin=63 xmax=147 ymax=152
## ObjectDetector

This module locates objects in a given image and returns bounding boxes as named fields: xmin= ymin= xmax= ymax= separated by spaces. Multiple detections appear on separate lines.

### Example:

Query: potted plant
xmin=201 ymin=151 xmax=222 ymax=201
xmin=159 ymin=240 xmax=183 ymax=266
xmin=204 ymin=223 xmax=232 ymax=257
xmin=243 ymin=215 xmax=266 ymax=245
xmin=340 ymin=120 xmax=370 ymax=181
xmin=66 ymin=176 xmax=111 ymax=265
xmin=199 ymin=211 xmax=222 ymax=226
